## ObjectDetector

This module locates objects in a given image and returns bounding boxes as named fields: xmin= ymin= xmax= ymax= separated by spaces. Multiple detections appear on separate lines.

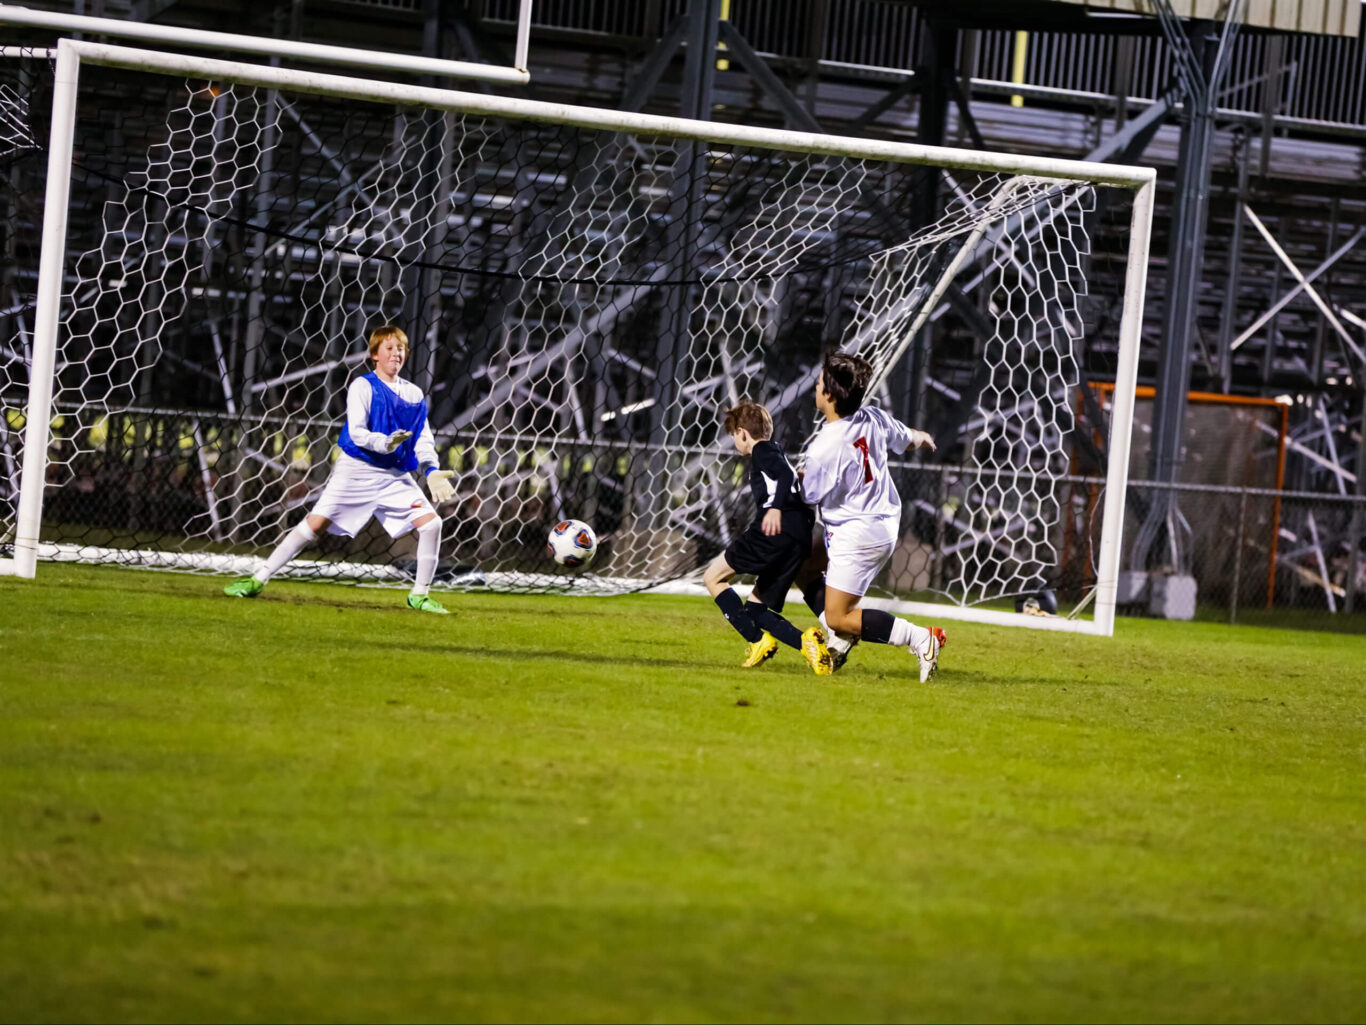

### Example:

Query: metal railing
xmin=481 ymin=0 xmax=1366 ymax=130
xmin=10 ymin=396 xmax=1364 ymax=628
xmin=876 ymin=465 xmax=1366 ymax=630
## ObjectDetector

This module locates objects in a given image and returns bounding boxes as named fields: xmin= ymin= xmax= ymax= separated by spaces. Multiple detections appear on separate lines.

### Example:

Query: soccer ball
xmin=546 ymin=519 xmax=598 ymax=568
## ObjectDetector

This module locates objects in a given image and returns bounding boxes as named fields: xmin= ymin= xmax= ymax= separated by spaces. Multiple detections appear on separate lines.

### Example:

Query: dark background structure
xmin=2 ymin=0 xmax=1364 ymax=624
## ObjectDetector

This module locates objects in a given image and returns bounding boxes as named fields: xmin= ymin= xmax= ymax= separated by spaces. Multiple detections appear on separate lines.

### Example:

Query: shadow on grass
xmin=359 ymin=636 xmax=702 ymax=672
xmin=931 ymin=669 xmax=1120 ymax=688
xmin=220 ymin=587 xmax=667 ymax=620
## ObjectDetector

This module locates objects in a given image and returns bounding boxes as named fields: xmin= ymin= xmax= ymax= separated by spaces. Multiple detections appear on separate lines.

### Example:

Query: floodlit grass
xmin=1 ymin=563 xmax=1363 ymax=1024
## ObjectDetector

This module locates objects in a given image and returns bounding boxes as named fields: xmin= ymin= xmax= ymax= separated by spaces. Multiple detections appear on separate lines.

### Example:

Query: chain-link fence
xmin=1124 ymin=480 xmax=1366 ymax=631
xmin=872 ymin=464 xmax=1366 ymax=633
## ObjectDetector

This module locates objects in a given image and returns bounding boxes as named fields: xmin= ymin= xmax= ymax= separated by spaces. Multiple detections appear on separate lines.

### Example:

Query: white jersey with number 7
xmin=802 ymin=406 xmax=918 ymax=527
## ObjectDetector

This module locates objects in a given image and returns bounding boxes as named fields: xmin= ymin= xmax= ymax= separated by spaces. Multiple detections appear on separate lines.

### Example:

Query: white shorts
xmin=310 ymin=454 xmax=435 ymax=539
xmin=823 ymin=516 xmax=898 ymax=597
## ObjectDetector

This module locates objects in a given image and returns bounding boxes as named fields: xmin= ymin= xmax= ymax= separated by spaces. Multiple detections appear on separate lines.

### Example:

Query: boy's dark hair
xmin=722 ymin=400 xmax=773 ymax=441
xmin=821 ymin=352 xmax=873 ymax=415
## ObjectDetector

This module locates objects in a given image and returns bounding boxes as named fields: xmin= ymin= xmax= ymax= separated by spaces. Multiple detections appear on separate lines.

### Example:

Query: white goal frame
xmin=0 ymin=3 xmax=536 ymax=83
xmin=3 ymin=37 xmax=1155 ymax=637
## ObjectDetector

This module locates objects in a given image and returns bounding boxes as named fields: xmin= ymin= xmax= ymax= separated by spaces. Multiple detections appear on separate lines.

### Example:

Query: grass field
xmin=1 ymin=564 xmax=1363 ymax=1023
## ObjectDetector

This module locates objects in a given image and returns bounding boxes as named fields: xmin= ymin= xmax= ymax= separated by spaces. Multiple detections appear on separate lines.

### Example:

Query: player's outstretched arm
xmin=884 ymin=409 xmax=935 ymax=454
xmin=905 ymin=429 xmax=936 ymax=452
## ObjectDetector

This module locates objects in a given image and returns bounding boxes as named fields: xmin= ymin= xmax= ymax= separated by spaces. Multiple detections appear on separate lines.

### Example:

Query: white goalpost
xmin=0 ymin=36 xmax=1154 ymax=636
xmin=0 ymin=3 xmax=536 ymax=82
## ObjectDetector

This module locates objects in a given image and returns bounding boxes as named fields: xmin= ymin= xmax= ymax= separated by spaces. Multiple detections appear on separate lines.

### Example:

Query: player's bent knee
xmin=414 ymin=513 xmax=441 ymax=533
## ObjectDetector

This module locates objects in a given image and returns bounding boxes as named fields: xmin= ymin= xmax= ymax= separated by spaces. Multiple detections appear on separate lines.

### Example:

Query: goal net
xmin=1 ymin=41 xmax=1154 ymax=634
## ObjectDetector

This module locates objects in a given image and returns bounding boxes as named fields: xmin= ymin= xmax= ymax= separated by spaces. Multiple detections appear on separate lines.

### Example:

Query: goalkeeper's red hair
xmin=367 ymin=325 xmax=409 ymax=363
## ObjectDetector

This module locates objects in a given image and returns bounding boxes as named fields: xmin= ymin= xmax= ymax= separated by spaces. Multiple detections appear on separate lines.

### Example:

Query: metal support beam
xmin=649 ymin=0 xmax=722 ymax=529
xmin=1345 ymin=404 xmax=1366 ymax=613
xmin=1241 ymin=205 xmax=1366 ymax=366
xmin=1230 ymin=226 xmax=1364 ymax=353
xmin=1132 ymin=14 xmax=1231 ymax=575
xmin=404 ymin=0 xmax=458 ymax=393
xmin=130 ymin=0 xmax=183 ymax=22
xmin=1216 ymin=133 xmax=1251 ymax=389
xmin=848 ymin=76 xmax=917 ymax=135
xmin=902 ymin=17 xmax=956 ymax=430
xmin=1258 ymin=34 xmax=1283 ymax=179
xmin=716 ymin=20 xmax=822 ymax=133
xmin=621 ymin=15 xmax=690 ymax=113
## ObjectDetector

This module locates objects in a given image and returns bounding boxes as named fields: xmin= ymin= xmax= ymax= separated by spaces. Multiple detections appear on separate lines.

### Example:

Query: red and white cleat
xmin=914 ymin=627 xmax=947 ymax=683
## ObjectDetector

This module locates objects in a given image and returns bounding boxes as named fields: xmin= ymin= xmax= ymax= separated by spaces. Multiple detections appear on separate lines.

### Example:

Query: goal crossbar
xmin=0 ymin=4 xmax=533 ymax=82
xmin=67 ymin=39 xmax=1153 ymax=188
xmin=11 ymin=38 xmax=1157 ymax=637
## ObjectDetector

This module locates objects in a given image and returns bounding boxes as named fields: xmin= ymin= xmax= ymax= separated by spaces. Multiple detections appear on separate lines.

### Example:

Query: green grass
xmin=1 ymin=564 xmax=1363 ymax=1024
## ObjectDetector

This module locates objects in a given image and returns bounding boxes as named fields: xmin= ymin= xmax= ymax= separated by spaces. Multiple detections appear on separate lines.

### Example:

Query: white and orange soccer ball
xmin=546 ymin=519 xmax=598 ymax=568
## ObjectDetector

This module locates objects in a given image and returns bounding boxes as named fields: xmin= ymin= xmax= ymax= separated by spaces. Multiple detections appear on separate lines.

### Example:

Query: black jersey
xmin=726 ymin=439 xmax=814 ymax=602
xmin=748 ymin=440 xmax=813 ymax=537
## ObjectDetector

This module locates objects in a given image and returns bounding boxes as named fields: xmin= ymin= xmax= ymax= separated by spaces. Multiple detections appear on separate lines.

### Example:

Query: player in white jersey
xmin=223 ymin=325 xmax=458 ymax=613
xmin=800 ymin=352 xmax=946 ymax=682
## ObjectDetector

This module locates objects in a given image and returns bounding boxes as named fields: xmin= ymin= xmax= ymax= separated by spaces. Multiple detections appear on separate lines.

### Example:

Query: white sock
xmin=410 ymin=518 xmax=441 ymax=596
xmin=885 ymin=617 xmax=917 ymax=650
xmin=903 ymin=621 xmax=931 ymax=651
xmin=819 ymin=612 xmax=855 ymax=654
xmin=256 ymin=520 xmax=316 ymax=583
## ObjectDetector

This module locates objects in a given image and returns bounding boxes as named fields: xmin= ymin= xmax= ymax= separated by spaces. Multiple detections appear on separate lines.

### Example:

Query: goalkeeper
xmin=703 ymin=400 xmax=833 ymax=674
xmin=223 ymin=325 xmax=457 ymax=613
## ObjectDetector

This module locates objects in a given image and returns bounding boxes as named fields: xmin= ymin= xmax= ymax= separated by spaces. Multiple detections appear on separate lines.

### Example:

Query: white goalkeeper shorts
xmin=310 ymin=454 xmax=435 ymax=539
xmin=822 ymin=515 xmax=899 ymax=597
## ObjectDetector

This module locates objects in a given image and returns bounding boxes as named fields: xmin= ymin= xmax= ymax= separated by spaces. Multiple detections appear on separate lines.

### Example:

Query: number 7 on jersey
xmin=852 ymin=437 xmax=872 ymax=484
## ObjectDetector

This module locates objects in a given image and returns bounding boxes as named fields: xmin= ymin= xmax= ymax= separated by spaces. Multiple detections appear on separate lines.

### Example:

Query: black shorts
xmin=724 ymin=523 xmax=812 ymax=612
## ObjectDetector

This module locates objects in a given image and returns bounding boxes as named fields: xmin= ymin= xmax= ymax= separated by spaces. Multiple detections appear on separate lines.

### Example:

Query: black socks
xmin=748 ymin=602 xmax=804 ymax=650
xmin=860 ymin=608 xmax=896 ymax=645
xmin=714 ymin=588 xmax=763 ymax=643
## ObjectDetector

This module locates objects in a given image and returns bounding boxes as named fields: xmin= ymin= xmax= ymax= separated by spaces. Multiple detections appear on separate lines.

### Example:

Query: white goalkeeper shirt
xmin=802 ymin=405 xmax=917 ymax=528
xmin=340 ymin=375 xmax=439 ymax=475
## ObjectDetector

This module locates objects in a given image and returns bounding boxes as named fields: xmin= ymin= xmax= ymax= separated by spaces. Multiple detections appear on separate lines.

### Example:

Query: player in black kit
xmin=703 ymin=400 xmax=833 ymax=674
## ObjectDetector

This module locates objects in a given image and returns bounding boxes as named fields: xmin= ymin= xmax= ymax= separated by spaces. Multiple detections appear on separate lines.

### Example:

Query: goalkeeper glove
xmin=426 ymin=469 xmax=456 ymax=504
xmin=383 ymin=429 xmax=413 ymax=452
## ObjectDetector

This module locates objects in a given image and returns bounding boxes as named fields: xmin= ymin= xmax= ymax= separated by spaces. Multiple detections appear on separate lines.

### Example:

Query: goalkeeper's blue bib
xmin=338 ymin=372 xmax=429 ymax=472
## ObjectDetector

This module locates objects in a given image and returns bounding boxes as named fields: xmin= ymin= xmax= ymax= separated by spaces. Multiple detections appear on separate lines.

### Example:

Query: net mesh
xmin=1 ymin=56 xmax=1130 ymax=612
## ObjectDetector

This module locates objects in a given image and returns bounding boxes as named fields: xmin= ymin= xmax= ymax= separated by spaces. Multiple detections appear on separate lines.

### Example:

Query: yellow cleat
xmin=741 ymin=631 xmax=779 ymax=668
xmin=801 ymin=626 xmax=834 ymax=676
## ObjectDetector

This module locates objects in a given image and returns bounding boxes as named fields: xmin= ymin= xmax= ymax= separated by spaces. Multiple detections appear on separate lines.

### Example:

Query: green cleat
xmin=406 ymin=593 xmax=449 ymax=615
xmin=224 ymin=576 xmax=264 ymax=598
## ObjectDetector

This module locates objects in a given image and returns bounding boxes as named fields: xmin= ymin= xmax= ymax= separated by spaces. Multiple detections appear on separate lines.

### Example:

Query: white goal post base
xmin=3 ymin=538 xmax=1113 ymax=633
xmin=16 ymin=542 xmax=687 ymax=597
xmin=660 ymin=582 xmax=1116 ymax=635
xmin=878 ymin=598 xmax=1105 ymax=635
